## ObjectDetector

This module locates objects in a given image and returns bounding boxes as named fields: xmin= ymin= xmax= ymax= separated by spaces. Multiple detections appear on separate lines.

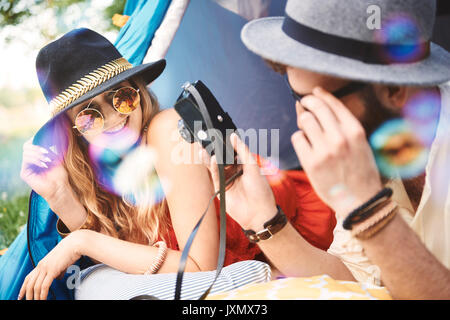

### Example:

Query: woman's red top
xmin=166 ymin=163 xmax=336 ymax=266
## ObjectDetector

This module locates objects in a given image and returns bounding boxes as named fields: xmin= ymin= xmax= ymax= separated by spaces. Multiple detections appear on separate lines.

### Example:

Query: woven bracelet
xmin=343 ymin=187 xmax=393 ymax=230
xmin=351 ymin=200 xmax=398 ymax=239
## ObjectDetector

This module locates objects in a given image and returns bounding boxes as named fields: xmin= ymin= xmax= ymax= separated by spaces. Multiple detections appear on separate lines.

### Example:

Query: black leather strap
xmin=342 ymin=187 xmax=393 ymax=230
xmin=130 ymin=83 xmax=239 ymax=301
xmin=243 ymin=205 xmax=288 ymax=243
xmin=174 ymin=83 xmax=228 ymax=300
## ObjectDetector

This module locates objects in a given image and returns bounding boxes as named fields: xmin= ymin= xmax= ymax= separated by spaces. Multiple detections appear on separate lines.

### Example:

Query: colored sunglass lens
xmin=75 ymin=109 xmax=104 ymax=135
xmin=113 ymin=87 xmax=140 ymax=114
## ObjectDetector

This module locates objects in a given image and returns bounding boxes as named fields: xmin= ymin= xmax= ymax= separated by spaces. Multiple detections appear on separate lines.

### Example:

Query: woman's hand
xmin=201 ymin=133 xmax=278 ymax=230
xmin=291 ymin=87 xmax=383 ymax=218
xmin=20 ymin=137 xmax=71 ymax=206
xmin=17 ymin=231 xmax=84 ymax=300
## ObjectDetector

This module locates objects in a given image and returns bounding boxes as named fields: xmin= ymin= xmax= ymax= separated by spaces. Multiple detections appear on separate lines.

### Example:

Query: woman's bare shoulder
xmin=146 ymin=108 xmax=197 ymax=165
xmin=147 ymin=108 xmax=181 ymax=142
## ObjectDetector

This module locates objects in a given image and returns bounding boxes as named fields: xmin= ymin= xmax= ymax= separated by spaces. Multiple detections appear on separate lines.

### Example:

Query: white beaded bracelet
xmin=144 ymin=241 xmax=168 ymax=275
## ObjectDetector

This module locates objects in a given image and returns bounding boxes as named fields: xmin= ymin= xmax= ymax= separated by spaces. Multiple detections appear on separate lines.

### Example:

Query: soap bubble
xmin=370 ymin=119 xmax=429 ymax=179
xmin=375 ymin=14 xmax=428 ymax=63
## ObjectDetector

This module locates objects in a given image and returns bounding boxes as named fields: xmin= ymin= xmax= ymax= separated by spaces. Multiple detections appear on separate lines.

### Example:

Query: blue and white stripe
xmin=75 ymin=260 xmax=271 ymax=300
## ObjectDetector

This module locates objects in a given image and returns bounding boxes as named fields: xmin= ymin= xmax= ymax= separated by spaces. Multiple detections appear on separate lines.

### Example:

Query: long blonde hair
xmin=59 ymin=76 xmax=170 ymax=245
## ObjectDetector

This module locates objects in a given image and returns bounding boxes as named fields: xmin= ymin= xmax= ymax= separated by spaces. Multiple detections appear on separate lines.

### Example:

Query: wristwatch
xmin=243 ymin=206 xmax=288 ymax=243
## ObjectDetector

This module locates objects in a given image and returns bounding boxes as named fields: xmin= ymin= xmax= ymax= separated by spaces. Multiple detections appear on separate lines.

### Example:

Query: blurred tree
xmin=104 ymin=0 xmax=127 ymax=30
xmin=0 ymin=0 xmax=126 ymax=30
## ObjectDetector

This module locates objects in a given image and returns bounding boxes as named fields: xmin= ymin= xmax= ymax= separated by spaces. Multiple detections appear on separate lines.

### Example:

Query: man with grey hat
xmin=203 ymin=0 xmax=450 ymax=298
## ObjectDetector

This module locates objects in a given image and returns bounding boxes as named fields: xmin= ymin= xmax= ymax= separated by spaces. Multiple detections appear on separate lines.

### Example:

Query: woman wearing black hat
xmin=16 ymin=28 xmax=227 ymax=300
xmin=13 ymin=27 xmax=337 ymax=300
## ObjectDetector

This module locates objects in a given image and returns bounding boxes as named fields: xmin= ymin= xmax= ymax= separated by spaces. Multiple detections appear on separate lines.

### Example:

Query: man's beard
xmin=358 ymin=86 xmax=429 ymax=199
xmin=359 ymin=86 xmax=402 ymax=138
xmin=359 ymin=86 xmax=403 ymax=185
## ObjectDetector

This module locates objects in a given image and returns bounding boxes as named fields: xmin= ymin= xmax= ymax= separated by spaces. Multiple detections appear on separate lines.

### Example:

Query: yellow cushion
xmin=206 ymin=275 xmax=392 ymax=300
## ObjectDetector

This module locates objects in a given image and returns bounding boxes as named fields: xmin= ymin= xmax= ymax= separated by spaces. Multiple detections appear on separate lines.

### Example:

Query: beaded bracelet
xmin=144 ymin=241 xmax=168 ymax=275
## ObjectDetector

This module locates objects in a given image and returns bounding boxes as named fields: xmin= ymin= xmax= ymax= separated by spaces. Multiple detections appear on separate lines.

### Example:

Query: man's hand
xmin=200 ymin=133 xmax=278 ymax=231
xmin=291 ymin=87 xmax=383 ymax=218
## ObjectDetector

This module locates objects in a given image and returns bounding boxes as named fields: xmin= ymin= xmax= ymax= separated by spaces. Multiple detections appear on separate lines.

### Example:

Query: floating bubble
xmin=88 ymin=125 xmax=140 ymax=164
xmin=87 ymin=126 xmax=141 ymax=193
xmin=370 ymin=118 xmax=429 ymax=179
xmin=27 ymin=116 xmax=69 ymax=175
xmin=259 ymin=156 xmax=286 ymax=187
xmin=375 ymin=14 xmax=428 ymax=63
xmin=113 ymin=146 xmax=166 ymax=208
xmin=402 ymin=90 xmax=441 ymax=147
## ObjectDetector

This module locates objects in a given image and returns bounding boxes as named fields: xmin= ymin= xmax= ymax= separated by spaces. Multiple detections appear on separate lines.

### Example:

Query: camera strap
xmin=174 ymin=83 xmax=227 ymax=300
xmin=130 ymin=83 xmax=233 ymax=301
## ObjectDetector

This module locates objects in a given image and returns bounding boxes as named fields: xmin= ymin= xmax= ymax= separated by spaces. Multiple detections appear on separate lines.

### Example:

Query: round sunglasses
xmin=73 ymin=86 xmax=140 ymax=135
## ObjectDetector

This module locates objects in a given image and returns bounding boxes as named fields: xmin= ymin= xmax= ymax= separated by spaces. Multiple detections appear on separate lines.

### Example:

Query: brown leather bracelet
xmin=243 ymin=205 xmax=288 ymax=243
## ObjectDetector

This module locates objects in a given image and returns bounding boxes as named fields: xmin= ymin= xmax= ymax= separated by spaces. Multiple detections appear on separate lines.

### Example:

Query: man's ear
xmin=371 ymin=84 xmax=410 ymax=111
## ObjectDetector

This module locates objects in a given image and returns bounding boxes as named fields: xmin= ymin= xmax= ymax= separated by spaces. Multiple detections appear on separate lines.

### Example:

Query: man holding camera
xmin=202 ymin=0 xmax=450 ymax=299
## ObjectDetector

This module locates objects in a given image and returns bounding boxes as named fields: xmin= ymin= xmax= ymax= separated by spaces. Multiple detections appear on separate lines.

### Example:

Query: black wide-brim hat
xmin=33 ymin=28 xmax=166 ymax=145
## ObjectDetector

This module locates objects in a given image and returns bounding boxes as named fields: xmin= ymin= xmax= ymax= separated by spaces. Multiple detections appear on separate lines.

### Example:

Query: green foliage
xmin=0 ymin=193 xmax=29 ymax=249
xmin=1 ymin=0 xmax=126 ymax=30
xmin=104 ymin=0 xmax=127 ymax=31
xmin=0 ymin=87 xmax=43 ymax=109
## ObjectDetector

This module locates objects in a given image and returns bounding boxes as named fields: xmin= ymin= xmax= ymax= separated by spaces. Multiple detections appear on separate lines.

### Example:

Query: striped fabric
xmin=75 ymin=260 xmax=271 ymax=300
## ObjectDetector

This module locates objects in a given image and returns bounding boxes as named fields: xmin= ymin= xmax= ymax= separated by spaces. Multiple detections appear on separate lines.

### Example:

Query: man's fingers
xmin=300 ymin=95 xmax=340 ymax=132
xmin=230 ymin=133 xmax=257 ymax=166
xmin=301 ymin=95 xmax=349 ymax=151
xmin=296 ymin=111 xmax=325 ymax=149
xmin=291 ymin=130 xmax=312 ymax=166
xmin=313 ymin=87 xmax=360 ymax=127
xmin=295 ymin=102 xmax=307 ymax=130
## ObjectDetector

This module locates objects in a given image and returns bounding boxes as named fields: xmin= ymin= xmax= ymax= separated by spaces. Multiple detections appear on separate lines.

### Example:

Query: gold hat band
xmin=49 ymin=57 xmax=133 ymax=115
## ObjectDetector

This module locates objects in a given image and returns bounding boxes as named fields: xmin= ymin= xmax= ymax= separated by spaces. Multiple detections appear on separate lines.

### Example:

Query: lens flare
xmin=87 ymin=126 xmax=141 ymax=193
xmin=375 ymin=14 xmax=428 ymax=63
xmin=403 ymin=90 xmax=441 ymax=147
xmin=259 ymin=156 xmax=286 ymax=186
xmin=370 ymin=119 xmax=429 ymax=179
xmin=113 ymin=146 xmax=166 ymax=207
xmin=27 ymin=117 xmax=69 ymax=175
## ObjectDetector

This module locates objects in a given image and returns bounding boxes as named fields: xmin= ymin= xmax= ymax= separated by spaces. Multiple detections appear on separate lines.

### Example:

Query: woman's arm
xmin=75 ymin=229 xmax=202 ymax=274
xmin=147 ymin=108 xmax=219 ymax=271
xmin=18 ymin=228 xmax=203 ymax=300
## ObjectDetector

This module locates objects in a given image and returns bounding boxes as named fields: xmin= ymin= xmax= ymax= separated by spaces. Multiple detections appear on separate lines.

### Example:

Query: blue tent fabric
xmin=151 ymin=0 xmax=299 ymax=170
xmin=0 ymin=122 xmax=91 ymax=300
xmin=0 ymin=227 xmax=33 ymax=299
xmin=115 ymin=0 xmax=171 ymax=66
xmin=0 ymin=191 xmax=78 ymax=300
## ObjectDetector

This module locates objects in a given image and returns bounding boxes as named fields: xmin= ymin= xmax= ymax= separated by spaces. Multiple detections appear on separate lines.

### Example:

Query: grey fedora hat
xmin=241 ymin=0 xmax=450 ymax=86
